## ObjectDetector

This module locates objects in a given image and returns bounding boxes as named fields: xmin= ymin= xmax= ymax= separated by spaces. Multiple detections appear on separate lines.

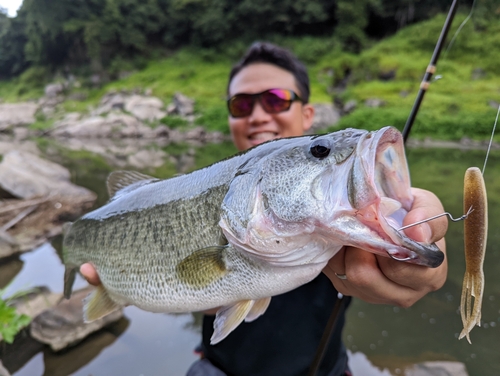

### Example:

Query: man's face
xmin=228 ymin=63 xmax=314 ymax=151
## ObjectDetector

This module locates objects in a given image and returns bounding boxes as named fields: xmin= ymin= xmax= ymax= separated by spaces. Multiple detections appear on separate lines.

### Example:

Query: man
xmin=81 ymin=42 xmax=448 ymax=376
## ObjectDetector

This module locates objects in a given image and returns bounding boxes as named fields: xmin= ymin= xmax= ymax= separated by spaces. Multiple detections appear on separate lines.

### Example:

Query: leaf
xmin=0 ymin=297 xmax=32 ymax=344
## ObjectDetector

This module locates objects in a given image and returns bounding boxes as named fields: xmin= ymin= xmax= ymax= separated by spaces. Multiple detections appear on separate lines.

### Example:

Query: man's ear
xmin=301 ymin=103 xmax=315 ymax=132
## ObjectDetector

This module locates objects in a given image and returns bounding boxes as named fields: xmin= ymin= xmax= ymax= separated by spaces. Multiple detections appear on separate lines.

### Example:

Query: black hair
xmin=228 ymin=42 xmax=310 ymax=103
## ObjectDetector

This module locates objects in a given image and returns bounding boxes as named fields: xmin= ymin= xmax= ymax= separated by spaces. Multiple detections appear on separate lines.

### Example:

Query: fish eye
xmin=310 ymin=139 xmax=331 ymax=159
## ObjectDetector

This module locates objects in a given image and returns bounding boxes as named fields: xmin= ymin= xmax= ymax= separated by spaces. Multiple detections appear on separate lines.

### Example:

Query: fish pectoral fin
xmin=244 ymin=297 xmax=271 ymax=322
xmin=106 ymin=170 xmax=158 ymax=198
xmin=176 ymin=246 xmax=228 ymax=288
xmin=63 ymin=266 xmax=77 ymax=299
xmin=211 ymin=300 xmax=255 ymax=344
xmin=83 ymin=285 xmax=121 ymax=322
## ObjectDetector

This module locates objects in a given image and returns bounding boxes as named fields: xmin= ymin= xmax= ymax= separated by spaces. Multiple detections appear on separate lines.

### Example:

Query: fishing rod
xmin=402 ymin=0 xmax=459 ymax=143
xmin=309 ymin=2 xmax=460 ymax=375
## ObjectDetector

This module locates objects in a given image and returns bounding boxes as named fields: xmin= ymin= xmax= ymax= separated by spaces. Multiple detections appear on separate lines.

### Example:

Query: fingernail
xmin=421 ymin=223 xmax=432 ymax=243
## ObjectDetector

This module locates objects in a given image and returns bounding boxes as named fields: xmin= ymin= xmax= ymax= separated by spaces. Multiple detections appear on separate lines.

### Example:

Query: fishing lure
xmin=459 ymin=167 xmax=488 ymax=343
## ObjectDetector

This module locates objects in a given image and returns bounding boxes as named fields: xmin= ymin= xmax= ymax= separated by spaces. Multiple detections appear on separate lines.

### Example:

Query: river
xmin=2 ymin=136 xmax=500 ymax=375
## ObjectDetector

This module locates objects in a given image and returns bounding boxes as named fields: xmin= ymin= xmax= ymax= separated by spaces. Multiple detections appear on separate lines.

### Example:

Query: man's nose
xmin=248 ymin=101 xmax=271 ymax=123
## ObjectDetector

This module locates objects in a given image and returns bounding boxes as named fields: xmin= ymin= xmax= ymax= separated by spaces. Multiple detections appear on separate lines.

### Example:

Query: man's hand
xmin=323 ymin=187 xmax=448 ymax=307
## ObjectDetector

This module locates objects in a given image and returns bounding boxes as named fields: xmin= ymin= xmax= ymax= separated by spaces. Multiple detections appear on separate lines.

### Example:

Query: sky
xmin=0 ymin=0 xmax=22 ymax=17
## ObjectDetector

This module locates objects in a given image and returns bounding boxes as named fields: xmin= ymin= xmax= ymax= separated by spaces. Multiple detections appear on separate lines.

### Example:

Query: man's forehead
xmin=228 ymin=63 xmax=299 ymax=95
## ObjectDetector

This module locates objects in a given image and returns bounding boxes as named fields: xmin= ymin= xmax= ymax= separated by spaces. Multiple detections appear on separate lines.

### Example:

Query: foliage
xmin=194 ymin=104 xmax=229 ymax=134
xmin=322 ymin=13 xmax=500 ymax=140
xmin=0 ymin=288 xmax=32 ymax=344
xmin=0 ymin=0 xmax=484 ymax=79
xmin=160 ymin=115 xmax=189 ymax=129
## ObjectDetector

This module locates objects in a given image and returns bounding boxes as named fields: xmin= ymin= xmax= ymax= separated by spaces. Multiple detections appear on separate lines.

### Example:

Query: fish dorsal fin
xmin=83 ymin=285 xmax=122 ymax=322
xmin=244 ymin=296 xmax=271 ymax=322
xmin=211 ymin=300 xmax=255 ymax=344
xmin=106 ymin=170 xmax=158 ymax=198
xmin=176 ymin=246 xmax=228 ymax=288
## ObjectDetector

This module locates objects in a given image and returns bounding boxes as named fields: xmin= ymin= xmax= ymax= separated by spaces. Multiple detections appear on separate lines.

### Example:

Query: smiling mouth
xmin=249 ymin=132 xmax=278 ymax=144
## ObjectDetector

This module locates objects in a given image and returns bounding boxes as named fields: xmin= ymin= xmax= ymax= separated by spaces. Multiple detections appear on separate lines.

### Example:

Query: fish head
xmin=220 ymin=126 xmax=444 ymax=268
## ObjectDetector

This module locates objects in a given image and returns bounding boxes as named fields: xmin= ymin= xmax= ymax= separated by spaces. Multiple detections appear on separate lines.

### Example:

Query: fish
xmin=459 ymin=167 xmax=488 ymax=343
xmin=62 ymin=126 xmax=444 ymax=344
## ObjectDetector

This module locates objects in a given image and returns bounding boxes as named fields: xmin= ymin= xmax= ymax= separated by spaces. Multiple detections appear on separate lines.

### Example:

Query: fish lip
xmin=351 ymin=127 xmax=445 ymax=268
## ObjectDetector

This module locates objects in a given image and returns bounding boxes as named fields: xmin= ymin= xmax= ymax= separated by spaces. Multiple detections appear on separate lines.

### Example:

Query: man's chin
xmin=248 ymin=135 xmax=279 ymax=147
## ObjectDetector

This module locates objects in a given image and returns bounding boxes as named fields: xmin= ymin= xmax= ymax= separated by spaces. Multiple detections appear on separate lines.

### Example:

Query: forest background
xmin=0 ymin=0 xmax=499 ymax=140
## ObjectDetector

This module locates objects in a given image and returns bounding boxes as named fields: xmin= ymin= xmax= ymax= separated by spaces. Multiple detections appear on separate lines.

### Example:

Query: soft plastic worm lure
xmin=459 ymin=167 xmax=488 ymax=344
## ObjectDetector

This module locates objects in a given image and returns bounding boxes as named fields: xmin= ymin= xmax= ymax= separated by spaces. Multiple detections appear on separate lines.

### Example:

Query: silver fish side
xmin=62 ymin=126 xmax=444 ymax=344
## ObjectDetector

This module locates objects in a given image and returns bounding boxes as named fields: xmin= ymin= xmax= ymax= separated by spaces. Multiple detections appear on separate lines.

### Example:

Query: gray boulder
xmin=310 ymin=103 xmax=341 ymax=132
xmin=51 ymin=113 xmax=157 ymax=138
xmin=124 ymin=95 xmax=166 ymax=121
xmin=44 ymin=83 xmax=65 ymax=98
xmin=0 ymin=150 xmax=96 ymax=257
xmin=30 ymin=286 xmax=123 ymax=351
xmin=0 ymin=103 xmax=38 ymax=131
xmin=0 ymin=150 xmax=89 ymax=199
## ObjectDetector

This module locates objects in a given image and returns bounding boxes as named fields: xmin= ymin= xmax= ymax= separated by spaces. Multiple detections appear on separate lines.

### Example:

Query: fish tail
xmin=83 ymin=285 xmax=121 ymax=322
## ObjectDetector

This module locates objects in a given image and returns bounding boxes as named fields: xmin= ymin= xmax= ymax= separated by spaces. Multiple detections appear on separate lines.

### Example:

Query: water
xmin=2 ymin=138 xmax=500 ymax=375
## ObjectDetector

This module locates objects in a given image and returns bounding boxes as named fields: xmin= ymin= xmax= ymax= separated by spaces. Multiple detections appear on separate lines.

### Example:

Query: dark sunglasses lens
xmin=229 ymin=95 xmax=254 ymax=117
xmin=261 ymin=89 xmax=293 ymax=113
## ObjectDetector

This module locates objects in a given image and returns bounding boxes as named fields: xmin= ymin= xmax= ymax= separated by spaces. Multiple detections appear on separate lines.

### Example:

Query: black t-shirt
xmin=202 ymin=273 xmax=351 ymax=376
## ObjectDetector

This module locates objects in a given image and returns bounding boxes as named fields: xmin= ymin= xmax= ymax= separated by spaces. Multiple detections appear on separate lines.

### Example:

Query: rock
xmin=172 ymin=92 xmax=195 ymax=117
xmin=365 ymin=98 xmax=386 ymax=108
xmin=0 ymin=287 xmax=61 ymax=348
xmin=30 ymin=286 xmax=123 ymax=351
xmin=404 ymin=361 xmax=468 ymax=376
xmin=124 ymin=95 xmax=166 ymax=121
xmin=51 ymin=113 xmax=154 ymax=138
xmin=0 ymin=137 xmax=39 ymax=156
xmin=127 ymin=149 xmax=167 ymax=169
xmin=310 ymin=103 xmax=341 ymax=132
xmin=343 ymin=100 xmax=357 ymax=114
xmin=9 ymin=286 xmax=63 ymax=320
xmin=0 ymin=360 xmax=11 ymax=376
xmin=0 ymin=103 xmax=38 ymax=131
xmin=0 ymin=150 xmax=89 ymax=199
xmin=44 ymin=83 xmax=65 ymax=98
xmin=93 ymin=92 xmax=127 ymax=115
xmin=0 ymin=150 xmax=96 ymax=257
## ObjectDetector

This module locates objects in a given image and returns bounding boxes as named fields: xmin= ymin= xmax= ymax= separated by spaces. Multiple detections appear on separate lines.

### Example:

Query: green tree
xmin=0 ymin=9 xmax=28 ymax=78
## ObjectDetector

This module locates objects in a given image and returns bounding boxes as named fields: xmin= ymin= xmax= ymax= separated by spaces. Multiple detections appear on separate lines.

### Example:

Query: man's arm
xmin=323 ymin=187 xmax=448 ymax=307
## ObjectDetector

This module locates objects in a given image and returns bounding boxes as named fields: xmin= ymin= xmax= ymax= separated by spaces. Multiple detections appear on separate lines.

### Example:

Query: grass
xmin=320 ymin=13 xmax=500 ymax=140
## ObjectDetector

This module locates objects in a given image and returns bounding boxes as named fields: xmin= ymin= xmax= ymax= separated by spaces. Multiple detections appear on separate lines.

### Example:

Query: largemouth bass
xmin=62 ymin=126 xmax=444 ymax=344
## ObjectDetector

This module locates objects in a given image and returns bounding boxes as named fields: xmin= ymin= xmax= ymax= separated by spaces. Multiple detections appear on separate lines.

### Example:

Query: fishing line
xmin=400 ymin=104 xmax=499 ymax=232
xmin=482 ymin=104 xmax=500 ymax=175
xmin=441 ymin=0 xmax=476 ymax=64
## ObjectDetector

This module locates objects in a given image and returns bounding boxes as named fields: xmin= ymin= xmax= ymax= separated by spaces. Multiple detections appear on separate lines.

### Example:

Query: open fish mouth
xmin=348 ymin=127 xmax=444 ymax=268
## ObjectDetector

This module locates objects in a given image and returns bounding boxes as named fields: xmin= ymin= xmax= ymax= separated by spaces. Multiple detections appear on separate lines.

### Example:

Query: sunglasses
xmin=227 ymin=88 xmax=303 ymax=118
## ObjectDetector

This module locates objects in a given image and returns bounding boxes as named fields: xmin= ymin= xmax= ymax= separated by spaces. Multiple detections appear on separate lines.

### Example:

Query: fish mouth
xmin=348 ymin=127 xmax=444 ymax=268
